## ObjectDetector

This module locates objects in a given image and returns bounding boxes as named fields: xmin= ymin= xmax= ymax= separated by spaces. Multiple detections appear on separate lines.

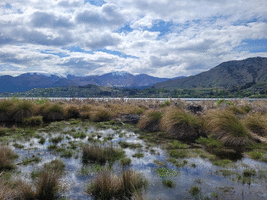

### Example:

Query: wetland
xmin=0 ymin=98 xmax=267 ymax=199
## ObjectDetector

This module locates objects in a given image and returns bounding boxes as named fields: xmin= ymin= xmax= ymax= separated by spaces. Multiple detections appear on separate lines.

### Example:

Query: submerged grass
xmin=82 ymin=143 xmax=125 ymax=164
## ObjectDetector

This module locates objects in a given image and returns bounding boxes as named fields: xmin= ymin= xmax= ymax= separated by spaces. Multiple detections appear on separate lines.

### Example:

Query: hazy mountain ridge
xmin=154 ymin=57 xmax=267 ymax=90
xmin=0 ymin=72 xmax=183 ymax=92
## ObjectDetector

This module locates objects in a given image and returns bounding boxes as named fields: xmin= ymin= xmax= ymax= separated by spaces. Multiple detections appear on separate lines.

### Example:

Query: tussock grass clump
xmin=137 ymin=110 xmax=163 ymax=132
xmin=0 ymin=145 xmax=18 ymax=171
xmin=90 ymin=108 xmax=113 ymax=122
xmin=0 ymin=127 xmax=8 ymax=136
xmin=162 ymin=179 xmax=175 ymax=188
xmin=160 ymin=100 xmax=171 ymax=108
xmin=43 ymin=104 xmax=64 ymax=121
xmin=44 ymin=159 xmax=65 ymax=175
xmin=35 ymin=169 xmax=61 ymax=200
xmin=243 ymin=114 xmax=267 ymax=136
xmin=0 ymin=100 xmax=14 ymax=121
xmin=11 ymin=100 xmax=34 ymax=122
xmin=66 ymin=105 xmax=80 ymax=119
xmin=0 ymin=177 xmax=17 ymax=199
xmin=226 ymin=105 xmax=246 ymax=115
xmin=87 ymin=169 xmax=147 ymax=200
xmin=82 ymin=143 xmax=125 ymax=164
xmin=206 ymin=111 xmax=250 ymax=148
xmin=161 ymin=108 xmax=200 ymax=140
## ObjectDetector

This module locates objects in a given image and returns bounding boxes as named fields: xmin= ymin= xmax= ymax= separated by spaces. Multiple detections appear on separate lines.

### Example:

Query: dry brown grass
xmin=87 ymin=169 xmax=147 ymax=200
xmin=0 ymin=145 xmax=17 ymax=171
xmin=161 ymin=107 xmax=200 ymax=140
xmin=137 ymin=109 xmax=163 ymax=132
xmin=205 ymin=110 xmax=250 ymax=148
xmin=243 ymin=113 xmax=267 ymax=136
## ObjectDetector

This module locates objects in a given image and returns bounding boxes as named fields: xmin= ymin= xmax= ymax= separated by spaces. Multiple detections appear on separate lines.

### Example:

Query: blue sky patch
xmin=235 ymin=39 xmax=267 ymax=53
xmin=40 ymin=50 xmax=70 ymax=58
xmin=84 ymin=0 xmax=106 ymax=6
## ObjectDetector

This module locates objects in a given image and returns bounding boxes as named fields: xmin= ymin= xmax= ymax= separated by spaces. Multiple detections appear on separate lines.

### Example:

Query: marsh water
xmin=5 ymin=121 xmax=267 ymax=200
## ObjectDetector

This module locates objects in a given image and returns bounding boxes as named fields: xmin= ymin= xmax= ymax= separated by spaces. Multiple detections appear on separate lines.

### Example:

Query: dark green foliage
xmin=189 ymin=186 xmax=201 ymax=196
xmin=148 ymin=111 xmax=162 ymax=121
xmin=162 ymin=179 xmax=175 ymax=188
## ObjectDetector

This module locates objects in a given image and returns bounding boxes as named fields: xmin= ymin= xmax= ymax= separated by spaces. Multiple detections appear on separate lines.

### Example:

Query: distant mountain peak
xmin=111 ymin=71 xmax=130 ymax=76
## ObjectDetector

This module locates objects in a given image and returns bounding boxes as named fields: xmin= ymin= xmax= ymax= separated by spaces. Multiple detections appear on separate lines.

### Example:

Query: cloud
xmin=0 ymin=0 xmax=267 ymax=78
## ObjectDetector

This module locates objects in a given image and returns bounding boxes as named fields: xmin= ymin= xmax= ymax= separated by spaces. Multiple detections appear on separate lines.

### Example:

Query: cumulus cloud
xmin=0 ymin=0 xmax=267 ymax=78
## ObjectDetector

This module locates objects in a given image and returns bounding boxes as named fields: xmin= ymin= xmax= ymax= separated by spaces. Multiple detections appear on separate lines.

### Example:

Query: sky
xmin=0 ymin=0 xmax=267 ymax=78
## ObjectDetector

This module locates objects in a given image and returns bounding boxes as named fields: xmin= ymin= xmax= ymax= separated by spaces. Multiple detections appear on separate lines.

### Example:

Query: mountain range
xmin=154 ymin=57 xmax=267 ymax=90
xmin=0 ymin=71 xmax=185 ymax=93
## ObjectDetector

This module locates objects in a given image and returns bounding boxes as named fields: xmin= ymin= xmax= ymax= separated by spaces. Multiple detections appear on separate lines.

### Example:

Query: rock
xmin=187 ymin=105 xmax=203 ymax=114
xmin=117 ymin=113 xmax=140 ymax=124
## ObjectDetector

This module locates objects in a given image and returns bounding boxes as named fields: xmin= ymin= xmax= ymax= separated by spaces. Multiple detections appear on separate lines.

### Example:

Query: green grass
xmin=242 ymin=169 xmax=256 ymax=177
xmin=49 ymin=136 xmax=64 ymax=144
xmin=21 ymin=156 xmax=42 ymax=165
xmin=167 ymin=140 xmax=188 ymax=149
xmin=13 ymin=143 xmax=24 ymax=149
xmin=119 ymin=158 xmax=132 ymax=166
xmin=44 ymin=159 xmax=65 ymax=174
xmin=189 ymin=186 xmax=201 ymax=196
xmin=160 ymin=100 xmax=171 ymax=108
xmin=73 ymin=132 xmax=87 ymax=139
xmin=197 ymin=136 xmax=223 ymax=148
xmin=148 ymin=111 xmax=162 ymax=121
xmin=118 ymin=141 xmax=142 ymax=149
xmin=39 ymin=137 xmax=46 ymax=145
xmin=154 ymin=168 xmax=179 ymax=178
xmin=79 ymin=164 xmax=106 ymax=175
xmin=170 ymin=109 xmax=199 ymax=128
xmin=82 ymin=143 xmax=125 ymax=164
xmin=60 ymin=150 xmax=74 ymax=158
xmin=162 ymin=179 xmax=175 ymax=188
xmin=169 ymin=149 xmax=187 ymax=158
xmin=212 ymin=159 xmax=232 ymax=167
xmin=132 ymin=153 xmax=144 ymax=158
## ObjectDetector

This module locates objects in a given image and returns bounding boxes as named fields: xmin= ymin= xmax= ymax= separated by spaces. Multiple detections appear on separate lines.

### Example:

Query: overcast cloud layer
xmin=0 ymin=0 xmax=267 ymax=78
